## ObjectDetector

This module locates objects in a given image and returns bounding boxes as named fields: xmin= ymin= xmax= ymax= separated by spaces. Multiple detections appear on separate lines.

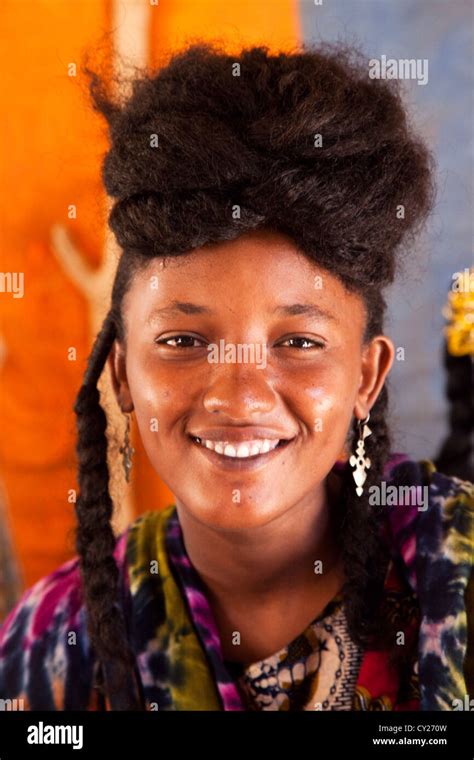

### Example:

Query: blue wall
xmin=299 ymin=0 xmax=473 ymax=460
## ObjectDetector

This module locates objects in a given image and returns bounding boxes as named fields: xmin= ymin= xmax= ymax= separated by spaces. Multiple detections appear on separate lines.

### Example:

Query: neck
xmin=174 ymin=472 xmax=343 ymax=604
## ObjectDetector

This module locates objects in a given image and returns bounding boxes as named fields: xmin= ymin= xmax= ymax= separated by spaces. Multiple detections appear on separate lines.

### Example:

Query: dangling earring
xmin=349 ymin=413 xmax=372 ymax=496
xmin=119 ymin=413 xmax=135 ymax=483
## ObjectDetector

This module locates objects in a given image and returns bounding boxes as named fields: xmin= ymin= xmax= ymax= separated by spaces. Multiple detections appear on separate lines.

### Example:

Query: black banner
xmin=0 ymin=710 xmax=472 ymax=758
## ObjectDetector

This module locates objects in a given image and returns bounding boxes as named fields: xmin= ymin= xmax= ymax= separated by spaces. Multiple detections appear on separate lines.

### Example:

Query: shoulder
xmin=0 ymin=527 xmax=132 ymax=711
xmin=0 ymin=556 xmax=89 ymax=710
xmin=382 ymin=456 xmax=473 ymax=573
xmin=382 ymin=456 xmax=473 ymax=708
xmin=384 ymin=456 xmax=473 ymax=545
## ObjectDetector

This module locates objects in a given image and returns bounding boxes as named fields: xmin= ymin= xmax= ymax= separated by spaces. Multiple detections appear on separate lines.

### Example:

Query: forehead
xmin=122 ymin=230 xmax=366 ymax=327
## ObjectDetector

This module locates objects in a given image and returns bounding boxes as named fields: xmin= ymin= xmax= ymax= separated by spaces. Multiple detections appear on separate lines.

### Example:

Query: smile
xmin=189 ymin=435 xmax=294 ymax=470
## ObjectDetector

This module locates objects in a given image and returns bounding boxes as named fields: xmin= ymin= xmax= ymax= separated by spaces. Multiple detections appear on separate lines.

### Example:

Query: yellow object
xmin=442 ymin=268 xmax=474 ymax=357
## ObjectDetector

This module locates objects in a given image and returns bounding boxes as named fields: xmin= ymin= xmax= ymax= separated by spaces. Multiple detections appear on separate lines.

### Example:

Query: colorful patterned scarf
xmin=0 ymin=456 xmax=472 ymax=711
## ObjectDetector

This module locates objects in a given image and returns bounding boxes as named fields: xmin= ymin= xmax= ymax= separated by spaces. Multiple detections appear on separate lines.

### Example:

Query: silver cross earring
xmin=349 ymin=413 xmax=372 ymax=496
xmin=119 ymin=413 xmax=135 ymax=483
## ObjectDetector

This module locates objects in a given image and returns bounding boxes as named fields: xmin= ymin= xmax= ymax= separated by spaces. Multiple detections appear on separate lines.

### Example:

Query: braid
xmin=338 ymin=385 xmax=392 ymax=648
xmin=73 ymin=311 xmax=142 ymax=709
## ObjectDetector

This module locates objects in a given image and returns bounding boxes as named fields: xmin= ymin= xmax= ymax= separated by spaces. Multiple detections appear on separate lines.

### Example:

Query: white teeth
xmin=195 ymin=437 xmax=281 ymax=458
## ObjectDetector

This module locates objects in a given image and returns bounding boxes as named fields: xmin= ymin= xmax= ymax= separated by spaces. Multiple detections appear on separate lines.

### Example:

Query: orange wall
xmin=0 ymin=0 xmax=300 ymax=597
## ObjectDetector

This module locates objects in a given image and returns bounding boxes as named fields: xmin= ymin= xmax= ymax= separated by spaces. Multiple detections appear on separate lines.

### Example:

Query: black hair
xmin=436 ymin=348 xmax=473 ymax=481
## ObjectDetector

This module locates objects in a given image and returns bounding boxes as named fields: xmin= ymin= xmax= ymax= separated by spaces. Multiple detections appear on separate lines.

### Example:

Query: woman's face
xmin=110 ymin=229 xmax=393 ymax=530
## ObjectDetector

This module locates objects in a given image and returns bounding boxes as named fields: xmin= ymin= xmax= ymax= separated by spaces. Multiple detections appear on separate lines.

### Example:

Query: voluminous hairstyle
xmin=74 ymin=41 xmax=435 ymax=709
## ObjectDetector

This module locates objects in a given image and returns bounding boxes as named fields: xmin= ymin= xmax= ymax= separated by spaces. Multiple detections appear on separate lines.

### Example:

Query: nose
xmin=202 ymin=361 xmax=277 ymax=418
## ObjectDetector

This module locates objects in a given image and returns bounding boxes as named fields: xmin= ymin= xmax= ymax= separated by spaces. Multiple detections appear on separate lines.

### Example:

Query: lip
xmin=188 ymin=427 xmax=295 ymax=444
xmin=189 ymin=434 xmax=296 ymax=471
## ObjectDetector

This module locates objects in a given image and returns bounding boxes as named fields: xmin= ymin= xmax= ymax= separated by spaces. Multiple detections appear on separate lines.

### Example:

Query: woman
xmin=0 ymin=41 xmax=472 ymax=712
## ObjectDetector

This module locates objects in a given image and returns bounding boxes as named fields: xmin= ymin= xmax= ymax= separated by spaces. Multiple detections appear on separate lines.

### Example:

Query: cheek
xmin=127 ymin=352 xmax=183 ymax=411
xmin=305 ymin=387 xmax=337 ymax=421
xmin=296 ymin=365 xmax=359 ymax=442
xmin=126 ymin=361 xmax=186 ymax=448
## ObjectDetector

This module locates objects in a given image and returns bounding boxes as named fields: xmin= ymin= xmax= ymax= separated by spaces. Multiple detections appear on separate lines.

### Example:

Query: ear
xmin=108 ymin=340 xmax=134 ymax=413
xmin=354 ymin=335 xmax=395 ymax=420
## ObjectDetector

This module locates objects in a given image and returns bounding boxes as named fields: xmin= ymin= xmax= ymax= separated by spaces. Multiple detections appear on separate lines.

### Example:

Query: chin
xmin=183 ymin=498 xmax=285 ymax=532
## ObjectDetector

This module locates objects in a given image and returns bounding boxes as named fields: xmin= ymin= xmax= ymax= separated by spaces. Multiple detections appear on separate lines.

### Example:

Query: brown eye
xmin=155 ymin=335 xmax=204 ymax=348
xmin=279 ymin=337 xmax=325 ymax=350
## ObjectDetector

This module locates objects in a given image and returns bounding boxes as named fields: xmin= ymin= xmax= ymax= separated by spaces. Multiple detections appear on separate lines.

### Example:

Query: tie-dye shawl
xmin=0 ymin=456 xmax=472 ymax=711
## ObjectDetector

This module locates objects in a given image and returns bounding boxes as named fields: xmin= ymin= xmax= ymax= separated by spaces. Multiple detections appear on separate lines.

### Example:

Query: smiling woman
xmin=0 ymin=41 xmax=472 ymax=713
xmin=110 ymin=233 xmax=392 ymax=531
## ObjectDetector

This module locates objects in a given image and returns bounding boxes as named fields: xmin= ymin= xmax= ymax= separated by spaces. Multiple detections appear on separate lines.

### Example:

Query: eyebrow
xmin=146 ymin=301 xmax=336 ymax=323
xmin=146 ymin=301 xmax=213 ymax=323
xmin=273 ymin=303 xmax=337 ymax=322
